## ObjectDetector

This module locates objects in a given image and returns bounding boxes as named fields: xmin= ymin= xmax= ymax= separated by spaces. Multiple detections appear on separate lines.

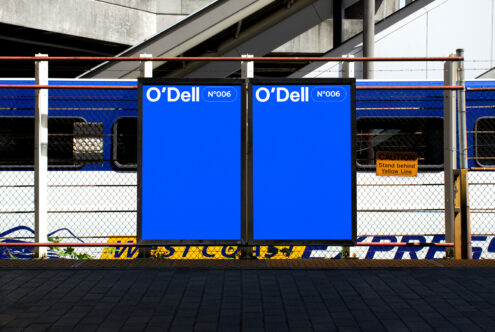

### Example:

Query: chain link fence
xmin=1 ymin=78 xmax=495 ymax=259
xmin=0 ymin=85 xmax=36 ymax=259
xmin=351 ymin=86 xmax=446 ymax=259
xmin=466 ymin=88 xmax=495 ymax=259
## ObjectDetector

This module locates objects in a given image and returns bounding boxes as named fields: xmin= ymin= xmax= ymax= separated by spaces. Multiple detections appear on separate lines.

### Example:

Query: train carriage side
xmin=0 ymin=79 xmax=138 ymax=256
xmin=1 ymin=79 xmax=495 ymax=258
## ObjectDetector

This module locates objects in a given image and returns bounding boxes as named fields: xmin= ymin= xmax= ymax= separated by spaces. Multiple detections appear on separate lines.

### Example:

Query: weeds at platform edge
xmin=48 ymin=237 xmax=92 ymax=259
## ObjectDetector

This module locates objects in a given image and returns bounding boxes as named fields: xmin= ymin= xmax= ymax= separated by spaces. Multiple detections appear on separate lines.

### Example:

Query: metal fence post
xmin=443 ymin=55 xmax=456 ymax=258
xmin=456 ymin=49 xmax=468 ymax=169
xmin=241 ymin=54 xmax=254 ymax=259
xmin=342 ymin=54 xmax=354 ymax=259
xmin=363 ymin=0 xmax=375 ymax=79
xmin=455 ymin=48 xmax=472 ymax=259
xmin=34 ymin=54 xmax=49 ymax=258
xmin=140 ymin=54 xmax=153 ymax=78
xmin=139 ymin=54 xmax=152 ymax=258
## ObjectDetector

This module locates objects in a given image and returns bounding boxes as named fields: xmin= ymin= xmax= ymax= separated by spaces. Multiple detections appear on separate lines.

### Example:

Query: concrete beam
xmin=0 ymin=0 xmax=217 ymax=46
xmin=0 ymin=0 xmax=156 ymax=45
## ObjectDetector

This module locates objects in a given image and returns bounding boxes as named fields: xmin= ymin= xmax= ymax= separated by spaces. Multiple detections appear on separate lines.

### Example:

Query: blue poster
xmin=252 ymin=84 xmax=355 ymax=241
xmin=140 ymin=84 xmax=241 ymax=241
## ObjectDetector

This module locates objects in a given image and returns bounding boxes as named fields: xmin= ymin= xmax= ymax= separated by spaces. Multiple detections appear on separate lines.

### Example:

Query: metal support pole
xmin=138 ymin=54 xmax=152 ymax=258
xmin=140 ymin=54 xmax=153 ymax=78
xmin=443 ymin=56 xmax=456 ymax=258
xmin=363 ymin=0 xmax=375 ymax=79
xmin=455 ymin=48 xmax=472 ymax=258
xmin=241 ymin=54 xmax=254 ymax=79
xmin=456 ymin=49 xmax=468 ymax=169
xmin=453 ymin=170 xmax=471 ymax=259
xmin=34 ymin=54 xmax=49 ymax=258
xmin=342 ymin=54 xmax=355 ymax=78
xmin=241 ymin=54 xmax=254 ymax=259
xmin=333 ymin=0 xmax=343 ymax=48
xmin=341 ymin=54 xmax=354 ymax=259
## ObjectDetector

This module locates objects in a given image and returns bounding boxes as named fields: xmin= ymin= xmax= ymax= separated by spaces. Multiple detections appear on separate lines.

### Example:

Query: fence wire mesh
xmin=0 ymin=87 xmax=36 ymax=259
xmin=1 ymin=79 xmax=495 ymax=259
xmin=466 ymin=88 xmax=495 ymax=258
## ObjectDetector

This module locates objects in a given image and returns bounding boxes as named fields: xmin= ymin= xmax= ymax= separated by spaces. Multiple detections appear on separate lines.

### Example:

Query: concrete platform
xmin=1 ymin=260 xmax=495 ymax=331
xmin=2 ymin=258 xmax=495 ymax=269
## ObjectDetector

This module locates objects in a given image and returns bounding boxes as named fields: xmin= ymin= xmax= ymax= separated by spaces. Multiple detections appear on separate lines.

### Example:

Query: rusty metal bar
xmin=0 ymin=242 xmax=137 ymax=247
xmin=0 ymin=84 xmax=137 ymax=90
xmin=0 ymin=85 xmax=464 ymax=91
xmin=467 ymin=87 xmax=495 ymax=91
xmin=357 ymin=86 xmax=463 ymax=90
xmin=470 ymin=167 xmax=495 ymax=171
xmin=0 ymin=56 xmax=464 ymax=62
xmin=0 ymin=242 xmax=455 ymax=247
xmin=357 ymin=242 xmax=454 ymax=247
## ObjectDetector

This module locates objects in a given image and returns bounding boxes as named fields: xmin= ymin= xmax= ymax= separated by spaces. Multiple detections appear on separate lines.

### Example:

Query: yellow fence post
xmin=453 ymin=170 xmax=472 ymax=259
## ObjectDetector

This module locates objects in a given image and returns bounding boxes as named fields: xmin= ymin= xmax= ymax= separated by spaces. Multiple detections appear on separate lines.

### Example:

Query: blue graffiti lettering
xmin=365 ymin=236 xmax=397 ymax=259
xmin=394 ymin=236 xmax=426 ymax=259
xmin=488 ymin=237 xmax=495 ymax=253
xmin=161 ymin=246 xmax=176 ymax=258
xmin=202 ymin=246 xmax=215 ymax=258
xmin=264 ymin=246 xmax=278 ymax=258
xmin=425 ymin=235 xmax=446 ymax=259
xmin=302 ymin=246 xmax=325 ymax=259
xmin=182 ymin=246 xmax=190 ymax=258
xmin=114 ymin=241 xmax=138 ymax=258
xmin=472 ymin=236 xmax=487 ymax=259
xmin=0 ymin=240 xmax=34 ymax=259
xmin=221 ymin=246 xmax=240 ymax=258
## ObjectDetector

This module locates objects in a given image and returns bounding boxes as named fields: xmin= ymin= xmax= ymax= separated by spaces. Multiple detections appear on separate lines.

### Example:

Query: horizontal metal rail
xmin=0 ymin=84 xmax=136 ymax=90
xmin=357 ymin=242 xmax=453 ymax=247
xmin=0 ymin=56 xmax=464 ymax=62
xmin=470 ymin=167 xmax=495 ymax=171
xmin=0 ymin=85 xmax=464 ymax=90
xmin=357 ymin=86 xmax=463 ymax=90
xmin=467 ymin=87 xmax=495 ymax=91
xmin=0 ymin=242 xmax=455 ymax=247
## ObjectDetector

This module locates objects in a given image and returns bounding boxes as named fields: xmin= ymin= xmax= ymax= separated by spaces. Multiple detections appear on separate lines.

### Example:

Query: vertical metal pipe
xmin=138 ymin=54 xmax=153 ymax=258
xmin=363 ymin=0 xmax=375 ymax=79
xmin=342 ymin=54 xmax=355 ymax=78
xmin=341 ymin=54 xmax=354 ymax=259
xmin=140 ymin=54 xmax=153 ymax=78
xmin=443 ymin=56 xmax=456 ymax=258
xmin=455 ymin=48 xmax=472 ymax=258
xmin=333 ymin=0 xmax=343 ymax=48
xmin=35 ymin=54 xmax=49 ymax=258
xmin=456 ymin=49 xmax=468 ymax=169
xmin=241 ymin=54 xmax=253 ymax=259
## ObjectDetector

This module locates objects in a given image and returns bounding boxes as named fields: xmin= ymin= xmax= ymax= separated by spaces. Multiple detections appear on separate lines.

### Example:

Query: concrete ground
xmin=1 ymin=260 xmax=495 ymax=331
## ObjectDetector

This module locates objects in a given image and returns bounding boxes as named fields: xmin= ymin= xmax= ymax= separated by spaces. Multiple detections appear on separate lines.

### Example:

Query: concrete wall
xmin=0 ymin=0 xmax=402 ymax=54
xmin=0 ymin=0 xmax=409 ymax=55
xmin=155 ymin=0 xmax=216 ymax=32
xmin=299 ymin=0 xmax=495 ymax=80
xmin=274 ymin=0 xmax=398 ymax=54
xmin=274 ymin=19 xmax=362 ymax=53
xmin=0 ymin=0 xmax=216 ymax=45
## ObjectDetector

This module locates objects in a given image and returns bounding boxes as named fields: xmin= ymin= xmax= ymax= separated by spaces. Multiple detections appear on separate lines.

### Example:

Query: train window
xmin=356 ymin=117 xmax=443 ymax=168
xmin=112 ymin=117 xmax=137 ymax=169
xmin=475 ymin=117 xmax=495 ymax=166
xmin=0 ymin=117 xmax=85 ymax=167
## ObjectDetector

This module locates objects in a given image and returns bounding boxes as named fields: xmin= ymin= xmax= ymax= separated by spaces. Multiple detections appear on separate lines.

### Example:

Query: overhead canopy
xmin=80 ymin=0 xmax=348 ymax=79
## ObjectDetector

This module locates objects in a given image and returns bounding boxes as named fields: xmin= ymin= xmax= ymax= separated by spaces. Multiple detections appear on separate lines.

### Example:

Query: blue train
xmin=0 ymin=78 xmax=494 ymax=259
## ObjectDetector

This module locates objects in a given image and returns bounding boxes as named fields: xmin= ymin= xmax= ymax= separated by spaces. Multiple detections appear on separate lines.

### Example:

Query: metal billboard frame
xmin=138 ymin=78 xmax=246 ymax=246
xmin=248 ymin=78 xmax=357 ymax=246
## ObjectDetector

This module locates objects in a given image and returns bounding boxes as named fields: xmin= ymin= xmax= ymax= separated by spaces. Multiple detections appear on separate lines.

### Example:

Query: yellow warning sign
xmin=376 ymin=151 xmax=418 ymax=177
